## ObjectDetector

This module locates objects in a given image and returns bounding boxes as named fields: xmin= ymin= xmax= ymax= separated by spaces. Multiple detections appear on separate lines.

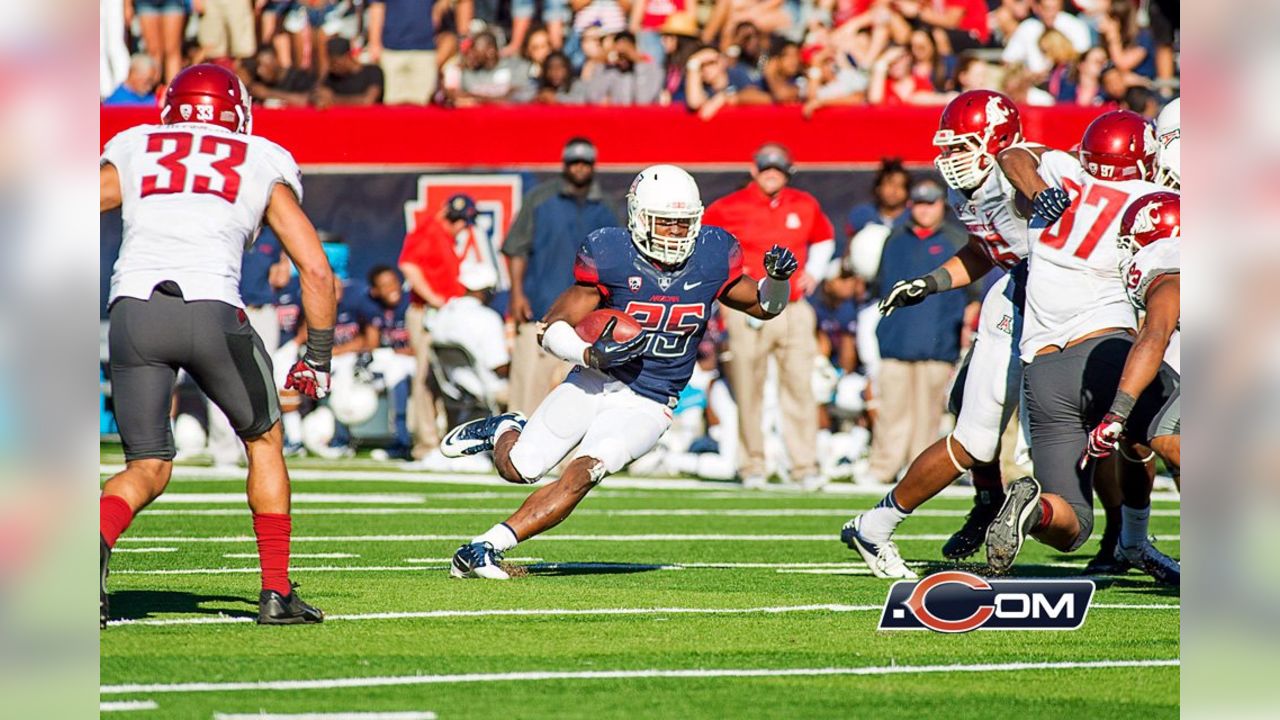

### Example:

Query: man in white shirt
xmin=428 ymin=262 xmax=510 ymax=408
xmin=1001 ymin=0 xmax=1093 ymax=75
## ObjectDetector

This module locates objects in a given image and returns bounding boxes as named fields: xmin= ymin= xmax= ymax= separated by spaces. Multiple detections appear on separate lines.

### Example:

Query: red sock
xmin=100 ymin=495 xmax=134 ymax=548
xmin=1034 ymin=498 xmax=1054 ymax=532
xmin=253 ymin=513 xmax=292 ymax=595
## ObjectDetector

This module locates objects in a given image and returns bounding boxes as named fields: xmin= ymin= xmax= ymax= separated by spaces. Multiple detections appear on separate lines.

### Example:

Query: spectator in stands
xmin=1123 ymin=85 xmax=1160 ymax=120
xmin=581 ymin=31 xmax=664 ymax=104
xmin=367 ymin=0 xmax=441 ymax=105
xmin=130 ymin=0 xmax=186 ymax=84
xmin=511 ymin=1 xmax=569 ymax=57
xmin=630 ymin=0 xmax=692 ymax=64
xmin=1061 ymin=45 xmax=1109 ymax=105
xmin=1038 ymin=28 xmax=1078 ymax=98
xmin=763 ymin=38 xmax=803 ymax=103
xmin=907 ymin=28 xmax=952 ymax=92
xmin=991 ymin=0 xmax=1032 ymax=44
xmin=195 ymin=0 xmax=255 ymax=64
xmin=428 ymin=262 xmax=511 ymax=409
xmin=312 ymin=37 xmax=385 ymax=108
xmin=801 ymin=45 xmax=869 ymax=118
xmin=951 ymin=56 xmax=994 ymax=92
xmin=1148 ymin=0 xmax=1178 ymax=95
xmin=519 ymin=25 xmax=555 ymax=85
xmin=1001 ymin=0 xmax=1092 ymax=75
xmin=703 ymin=143 xmax=835 ymax=490
xmin=1098 ymin=0 xmax=1155 ymax=82
xmin=725 ymin=22 xmax=766 ymax=88
xmin=502 ymin=138 xmax=618 ymax=414
xmin=397 ymin=194 xmax=473 ymax=459
xmin=452 ymin=30 xmax=536 ymax=104
xmin=683 ymin=46 xmax=772 ymax=119
xmin=658 ymin=13 xmax=705 ymax=104
xmin=868 ymin=45 xmax=948 ymax=105
xmin=567 ymin=4 xmax=630 ymax=68
xmin=1001 ymin=62 xmax=1054 ymax=106
xmin=260 ymin=1 xmax=299 ymax=69
xmin=243 ymin=45 xmax=317 ymax=107
xmin=536 ymin=51 xmax=586 ymax=103
xmin=890 ymin=0 xmax=990 ymax=54
xmin=811 ymin=266 xmax=862 ymax=378
xmin=103 ymin=54 xmax=159 ymax=106
xmin=703 ymin=0 xmax=789 ymax=49
xmin=867 ymin=177 xmax=974 ymax=485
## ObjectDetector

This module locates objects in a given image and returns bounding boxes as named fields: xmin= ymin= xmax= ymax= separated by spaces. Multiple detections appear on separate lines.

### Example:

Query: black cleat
xmin=985 ymin=476 xmax=1042 ymax=574
xmin=941 ymin=489 xmax=1002 ymax=560
xmin=100 ymin=534 xmax=111 ymax=629
xmin=257 ymin=584 xmax=325 ymax=625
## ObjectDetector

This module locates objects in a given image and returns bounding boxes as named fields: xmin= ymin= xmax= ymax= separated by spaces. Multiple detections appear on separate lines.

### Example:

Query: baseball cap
xmin=754 ymin=144 xmax=793 ymax=175
xmin=445 ymin=194 xmax=478 ymax=225
xmin=458 ymin=262 xmax=498 ymax=292
xmin=910 ymin=181 xmax=945 ymax=203
xmin=562 ymin=138 xmax=597 ymax=165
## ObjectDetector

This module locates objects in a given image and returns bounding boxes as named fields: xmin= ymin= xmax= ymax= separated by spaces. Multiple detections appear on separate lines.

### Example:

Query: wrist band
xmin=305 ymin=327 xmax=334 ymax=369
xmin=1108 ymin=390 xmax=1137 ymax=420
xmin=541 ymin=320 xmax=590 ymax=365
xmin=758 ymin=276 xmax=789 ymax=316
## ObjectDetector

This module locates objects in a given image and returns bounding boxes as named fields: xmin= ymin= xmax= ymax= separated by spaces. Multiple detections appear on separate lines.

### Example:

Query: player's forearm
xmin=1113 ymin=315 xmax=1175 ymax=415
xmin=100 ymin=164 xmax=122 ymax=212
xmin=996 ymin=145 xmax=1051 ymax=200
xmin=540 ymin=320 xmax=590 ymax=365
xmin=941 ymin=242 xmax=996 ymax=290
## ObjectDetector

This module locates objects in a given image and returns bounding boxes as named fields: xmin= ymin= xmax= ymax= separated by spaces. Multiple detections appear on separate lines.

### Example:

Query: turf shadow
xmin=518 ymin=562 xmax=670 ymax=577
xmin=108 ymin=589 xmax=257 ymax=621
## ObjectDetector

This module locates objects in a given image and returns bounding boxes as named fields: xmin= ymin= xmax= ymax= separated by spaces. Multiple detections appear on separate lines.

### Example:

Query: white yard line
xmin=222 ymin=553 xmax=360 ymax=559
xmin=116 ymin=533 xmax=1180 ymax=544
xmin=212 ymin=707 xmax=437 ymax=712
xmin=101 ymin=659 xmax=1179 ymax=694
xmin=152 ymin=493 xmax=425 ymax=505
xmin=113 ymin=566 xmax=444 ymax=576
xmin=134 ymin=506 xmax=1186 ymax=518
xmin=101 ymin=464 xmax=1181 ymax=501
xmin=111 ymin=547 xmax=178 ymax=554
xmin=107 ymin=601 xmax=1177 ymax=628
xmin=100 ymin=700 xmax=158 ymax=712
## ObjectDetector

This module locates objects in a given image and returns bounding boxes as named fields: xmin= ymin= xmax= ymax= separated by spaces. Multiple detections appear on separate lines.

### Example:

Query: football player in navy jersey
xmin=440 ymin=164 xmax=798 ymax=579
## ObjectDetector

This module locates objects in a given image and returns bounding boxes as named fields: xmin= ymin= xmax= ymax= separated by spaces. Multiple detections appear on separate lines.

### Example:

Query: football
xmin=575 ymin=308 xmax=642 ymax=343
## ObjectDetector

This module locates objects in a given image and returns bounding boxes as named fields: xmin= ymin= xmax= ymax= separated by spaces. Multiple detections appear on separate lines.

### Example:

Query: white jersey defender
xmin=102 ymin=122 xmax=303 ymax=308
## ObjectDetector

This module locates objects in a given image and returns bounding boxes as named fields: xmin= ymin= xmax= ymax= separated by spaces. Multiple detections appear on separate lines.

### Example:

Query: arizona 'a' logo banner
xmin=879 ymin=571 xmax=1094 ymax=633
xmin=404 ymin=174 xmax=523 ymax=291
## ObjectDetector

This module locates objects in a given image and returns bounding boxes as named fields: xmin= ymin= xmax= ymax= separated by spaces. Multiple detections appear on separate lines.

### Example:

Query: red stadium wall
xmin=100 ymin=105 xmax=1107 ymax=168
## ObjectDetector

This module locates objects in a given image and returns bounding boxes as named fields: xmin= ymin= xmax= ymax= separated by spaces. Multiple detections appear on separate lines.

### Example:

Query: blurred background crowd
xmin=101 ymin=0 xmax=1179 ymax=118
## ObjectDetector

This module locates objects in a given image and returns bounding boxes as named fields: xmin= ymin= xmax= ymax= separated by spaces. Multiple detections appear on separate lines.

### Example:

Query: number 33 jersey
xmin=102 ymin=122 xmax=303 ymax=308
xmin=573 ymin=225 xmax=744 ymax=407
xmin=1020 ymin=149 xmax=1165 ymax=361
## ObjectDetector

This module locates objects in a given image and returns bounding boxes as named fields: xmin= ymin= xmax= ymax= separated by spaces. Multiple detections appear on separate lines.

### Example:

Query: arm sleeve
xmin=572 ymin=234 xmax=611 ymax=298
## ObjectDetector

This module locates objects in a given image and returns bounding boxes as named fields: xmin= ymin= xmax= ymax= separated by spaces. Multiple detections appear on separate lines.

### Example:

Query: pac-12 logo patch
xmin=628 ymin=276 xmax=642 ymax=292
xmin=879 ymin=571 xmax=1094 ymax=633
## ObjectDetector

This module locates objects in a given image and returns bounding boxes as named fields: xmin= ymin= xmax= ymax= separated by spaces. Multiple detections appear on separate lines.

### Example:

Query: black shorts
xmin=108 ymin=285 xmax=280 ymax=461
xmin=1023 ymin=332 xmax=1178 ymax=549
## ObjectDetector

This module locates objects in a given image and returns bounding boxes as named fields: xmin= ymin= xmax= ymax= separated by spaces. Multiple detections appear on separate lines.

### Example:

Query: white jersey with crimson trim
xmin=1019 ymin=150 xmax=1165 ymax=361
xmin=1123 ymin=237 xmax=1181 ymax=374
xmin=102 ymin=122 xmax=303 ymax=308
xmin=947 ymin=155 xmax=1032 ymax=271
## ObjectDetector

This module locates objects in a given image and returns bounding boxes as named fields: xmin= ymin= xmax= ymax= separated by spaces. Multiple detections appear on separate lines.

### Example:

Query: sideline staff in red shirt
xmin=397 ymin=193 xmax=475 ymax=458
xmin=703 ymin=144 xmax=836 ymax=490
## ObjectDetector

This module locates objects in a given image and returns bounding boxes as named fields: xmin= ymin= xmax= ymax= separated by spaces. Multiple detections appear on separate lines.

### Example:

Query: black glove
xmin=878 ymin=276 xmax=938 ymax=317
xmin=1032 ymin=186 xmax=1071 ymax=224
xmin=763 ymin=244 xmax=799 ymax=280
xmin=584 ymin=317 xmax=648 ymax=369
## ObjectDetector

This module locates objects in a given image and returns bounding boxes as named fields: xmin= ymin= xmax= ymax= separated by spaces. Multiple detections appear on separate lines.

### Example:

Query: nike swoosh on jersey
xmin=683 ymin=280 xmax=704 ymax=290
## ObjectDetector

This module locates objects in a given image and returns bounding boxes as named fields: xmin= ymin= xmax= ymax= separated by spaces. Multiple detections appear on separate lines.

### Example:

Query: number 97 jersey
xmin=573 ymin=225 xmax=744 ymax=408
xmin=102 ymin=122 xmax=304 ymax=309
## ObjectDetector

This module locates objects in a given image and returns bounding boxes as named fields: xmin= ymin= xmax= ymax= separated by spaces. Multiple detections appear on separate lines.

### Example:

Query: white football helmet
xmin=847 ymin=223 xmax=892 ymax=282
xmin=329 ymin=370 xmax=380 ymax=426
xmin=627 ymin=164 xmax=703 ymax=265
xmin=1154 ymin=98 xmax=1180 ymax=190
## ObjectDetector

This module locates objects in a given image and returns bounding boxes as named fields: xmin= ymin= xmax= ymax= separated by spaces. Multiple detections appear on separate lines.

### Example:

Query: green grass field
xmin=99 ymin=454 xmax=1180 ymax=719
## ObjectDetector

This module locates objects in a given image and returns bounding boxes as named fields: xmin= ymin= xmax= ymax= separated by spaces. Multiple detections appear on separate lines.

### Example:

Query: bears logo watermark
xmin=879 ymin=571 xmax=1094 ymax=633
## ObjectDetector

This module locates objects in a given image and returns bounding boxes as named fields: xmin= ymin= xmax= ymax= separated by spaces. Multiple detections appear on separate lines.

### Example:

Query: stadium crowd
xmin=102 ymin=0 xmax=1178 ymax=116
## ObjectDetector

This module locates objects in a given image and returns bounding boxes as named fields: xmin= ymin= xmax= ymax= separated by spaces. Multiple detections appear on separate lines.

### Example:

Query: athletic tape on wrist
xmin=1108 ymin=390 xmax=1137 ymax=420
xmin=541 ymin=320 xmax=591 ymax=365
xmin=758 ymin=276 xmax=789 ymax=315
xmin=305 ymin=327 xmax=334 ymax=368
xmin=926 ymin=266 xmax=951 ymax=292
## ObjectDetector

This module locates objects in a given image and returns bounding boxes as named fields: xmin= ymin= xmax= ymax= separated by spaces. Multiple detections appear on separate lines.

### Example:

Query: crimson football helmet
xmin=160 ymin=64 xmax=253 ymax=134
xmin=1116 ymin=191 xmax=1180 ymax=255
xmin=933 ymin=90 xmax=1023 ymax=190
xmin=1078 ymin=110 xmax=1157 ymax=182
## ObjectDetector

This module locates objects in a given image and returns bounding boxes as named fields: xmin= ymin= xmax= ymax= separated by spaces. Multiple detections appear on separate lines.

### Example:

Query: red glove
xmin=1079 ymin=412 xmax=1125 ymax=469
xmin=285 ymin=358 xmax=330 ymax=400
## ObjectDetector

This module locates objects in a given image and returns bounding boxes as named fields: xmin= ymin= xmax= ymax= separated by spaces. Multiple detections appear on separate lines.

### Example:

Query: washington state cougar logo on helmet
xmin=933 ymin=90 xmax=1023 ymax=191
xmin=1117 ymin=191 xmax=1180 ymax=255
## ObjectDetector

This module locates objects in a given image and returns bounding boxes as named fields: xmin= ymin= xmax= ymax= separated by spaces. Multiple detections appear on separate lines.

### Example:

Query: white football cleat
xmin=841 ymin=516 xmax=918 ymax=579
xmin=450 ymin=542 xmax=510 ymax=580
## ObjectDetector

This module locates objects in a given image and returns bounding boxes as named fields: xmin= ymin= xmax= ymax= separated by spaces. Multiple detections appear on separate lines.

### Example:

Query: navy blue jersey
xmin=240 ymin=229 xmax=282 ymax=307
xmin=574 ymin=226 xmax=745 ymax=406
xmin=276 ymin=277 xmax=303 ymax=345
xmin=361 ymin=291 xmax=412 ymax=350
xmin=334 ymin=280 xmax=369 ymax=347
